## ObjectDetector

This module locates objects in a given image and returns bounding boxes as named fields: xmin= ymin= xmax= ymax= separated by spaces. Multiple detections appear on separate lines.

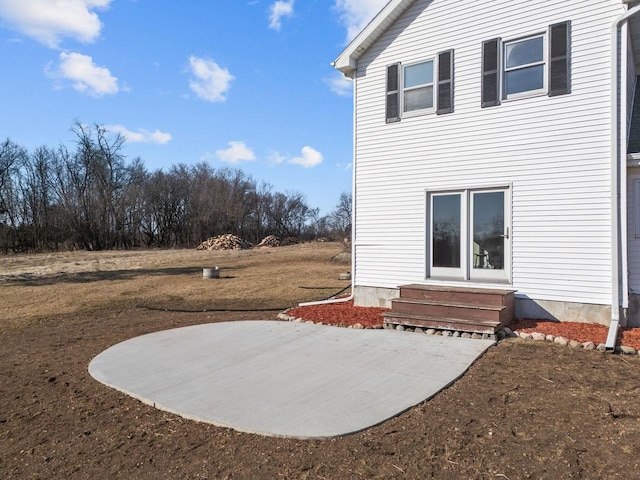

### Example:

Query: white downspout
xmin=606 ymin=4 xmax=640 ymax=349
xmin=299 ymin=70 xmax=357 ymax=307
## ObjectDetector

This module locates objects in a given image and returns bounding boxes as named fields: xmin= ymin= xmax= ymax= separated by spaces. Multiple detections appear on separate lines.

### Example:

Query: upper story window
xmin=504 ymin=35 xmax=545 ymax=97
xmin=386 ymin=50 xmax=454 ymax=123
xmin=482 ymin=21 xmax=570 ymax=108
xmin=404 ymin=61 xmax=434 ymax=112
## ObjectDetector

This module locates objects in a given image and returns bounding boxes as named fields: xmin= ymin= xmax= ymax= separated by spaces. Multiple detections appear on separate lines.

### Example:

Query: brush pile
xmin=196 ymin=234 xmax=252 ymax=251
xmin=256 ymin=235 xmax=280 ymax=247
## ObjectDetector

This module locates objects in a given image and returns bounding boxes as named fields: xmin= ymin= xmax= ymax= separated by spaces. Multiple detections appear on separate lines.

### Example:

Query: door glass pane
xmin=432 ymin=194 xmax=461 ymax=268
xmin=473 ymin=192 xmax=504 ymax=270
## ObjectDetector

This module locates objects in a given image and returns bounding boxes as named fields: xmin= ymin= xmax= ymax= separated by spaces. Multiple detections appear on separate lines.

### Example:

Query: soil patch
xmin=2 ymin=246 xmax=640 ymax=478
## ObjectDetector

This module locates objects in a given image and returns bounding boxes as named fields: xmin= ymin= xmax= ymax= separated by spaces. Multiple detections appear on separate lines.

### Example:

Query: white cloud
xmin=47 ymin=52 xmax=118 ymax=96
xmin=333 ymin=0 xmax=387 ymax=41
xmin=105 ymin=125 xmax=172 ymax=145
xmin=290 ymin=146 xmax=323 ymax=168
xmin=267 ymin=150 xmax=286 ymax=165
xmin=215 ymin=141 xmax=256 ymax=163
xmin=269 ymin=0 xmax=294 ymax=31
xmin=0 ymin=0 xmax=111 ymax=48
xmin=188 ymin=56 xmax=234 ymax=103
xmin=326 ymin=72 xmax=353 ymax=96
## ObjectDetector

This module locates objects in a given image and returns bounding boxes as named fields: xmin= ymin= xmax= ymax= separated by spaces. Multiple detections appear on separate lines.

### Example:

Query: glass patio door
xmin=429 ymin=189 xmax=510 ymax=282
xmin=469 ymin=190 xmax=509 ymax=282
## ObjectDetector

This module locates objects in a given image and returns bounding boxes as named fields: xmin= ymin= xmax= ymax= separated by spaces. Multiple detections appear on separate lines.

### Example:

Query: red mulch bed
xmin=511 ymin=318 xmax=640 ymax=350
xmin=289 ymin=301 xmax=640 ymax=350
xmin=287 ymin=300 xmax=387 ymax=328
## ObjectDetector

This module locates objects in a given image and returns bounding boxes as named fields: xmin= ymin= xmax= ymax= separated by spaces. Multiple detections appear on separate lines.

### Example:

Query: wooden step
xmin=382 ymin=312 xmax=501 ymax=335
xmin=400 ymin=284 xmax=515 ymax=308
xmin=384 ymin=284 xmax=516 ymax=335
xmin=389 ymin=298 xmax=508 ymax=323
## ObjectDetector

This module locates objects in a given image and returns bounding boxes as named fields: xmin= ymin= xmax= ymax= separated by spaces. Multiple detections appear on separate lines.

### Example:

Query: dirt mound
xmin=196 ymin=234 xmax=252 ymax=251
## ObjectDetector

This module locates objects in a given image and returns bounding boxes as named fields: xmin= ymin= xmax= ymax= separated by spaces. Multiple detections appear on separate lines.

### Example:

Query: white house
xmin=333 ymin=0 xmax=640 ymax=343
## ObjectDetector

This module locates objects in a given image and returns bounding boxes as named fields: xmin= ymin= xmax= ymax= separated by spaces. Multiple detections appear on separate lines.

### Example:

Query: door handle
xmin=500 ymin=227 xmax=509 ymax=239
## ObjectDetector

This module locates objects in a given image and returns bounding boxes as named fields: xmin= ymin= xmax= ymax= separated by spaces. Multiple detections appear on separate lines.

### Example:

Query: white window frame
xmin=401 ymin=59 xmax=436 ymax=116
xmin=502 ymin=32 xmax=547 ymax=100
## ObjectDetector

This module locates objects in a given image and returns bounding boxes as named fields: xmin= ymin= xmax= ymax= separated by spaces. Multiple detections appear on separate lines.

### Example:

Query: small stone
xmin=482 ymin=333 xmax=491 ymax=340
xmin=405 ymin=327 xmax=414 ymax=332
xmin=396 ymin=325 xmax=405 ymax=332
xmin=620 ymin=345 xmax=637 ymax=355
xmin=569 ymin=340 xmax=581 ymax=349
xmin=353 ymin=323 xmax=363 ymax=329
xmin=435 ymin=330 xmax=443 ymax=336
xmin=453 ymin=331 xmax=461 ymax=337
xmin=277 ymin=313 xmax=289 ymax=321
xmin=293 ymin=318 xmax=303 ymax=323
xmin=372 ymin=325 xmax=384 ymax=329
xmin=582 ymin=342 xmax=596 ymax=350
xmin=597 ymin=343 xmax=607 ymax=351
xmin=426 ymin=329 xmax=436 ymax=335
xmin=461 ymin=332 xmax=472 ymax=339
xmin=518 ymin=331 xmax=533 ymax=340
xmin=545 ymin=334 xmax=556 ymax=342
xmin=414 ymin=327 xmax=424 ymax=334
xmin=471 ymin=333 xmax=482 ymax=340
xmin=305 ymin=320 xmax=315 ymax=324
xmin=554 ymin=336 xmax=569 ymax=346
xmin=487 ymin=334 xmax=497 ymax=341
xmin=442 ymin=331 xmax=452 ymax=337
xmin=531 ymin=332 xmax=546 ymax=341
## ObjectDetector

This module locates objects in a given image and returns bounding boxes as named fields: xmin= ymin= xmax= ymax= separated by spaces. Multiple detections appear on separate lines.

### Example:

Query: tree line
xmin=0 ymin=123 xmax=351 ymax=253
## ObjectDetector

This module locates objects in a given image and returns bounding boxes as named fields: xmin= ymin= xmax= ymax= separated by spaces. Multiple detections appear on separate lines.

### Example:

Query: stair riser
xmin=391 ymin=301 xmax=504 ymax=323
xmin=400 ymin=288 xmax=513 ymax=308
xmin=383 ymin=315 xmax=498 ymax=334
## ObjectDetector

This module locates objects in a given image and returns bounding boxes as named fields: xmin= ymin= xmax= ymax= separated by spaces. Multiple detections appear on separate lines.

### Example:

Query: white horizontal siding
xmin=353 ymin=0 xmax=624 ymax=306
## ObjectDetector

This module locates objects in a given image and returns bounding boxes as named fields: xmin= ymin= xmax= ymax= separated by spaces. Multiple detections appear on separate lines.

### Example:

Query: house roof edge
xmin=333 ymin=0 xmax=418 ymax=77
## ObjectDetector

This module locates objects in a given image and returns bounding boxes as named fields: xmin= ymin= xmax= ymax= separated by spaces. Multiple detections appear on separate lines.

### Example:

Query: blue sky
xmin=0 ymin=0 xmax=387 ymax=215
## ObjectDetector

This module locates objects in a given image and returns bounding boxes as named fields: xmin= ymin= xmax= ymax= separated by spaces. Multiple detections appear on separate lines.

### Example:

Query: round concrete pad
xmin=89 ymin=321 xmax=495 ymax=438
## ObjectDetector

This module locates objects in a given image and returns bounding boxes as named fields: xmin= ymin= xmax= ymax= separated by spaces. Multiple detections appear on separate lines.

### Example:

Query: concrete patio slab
xmin=88 ymin=321 xmax=494 ymax=439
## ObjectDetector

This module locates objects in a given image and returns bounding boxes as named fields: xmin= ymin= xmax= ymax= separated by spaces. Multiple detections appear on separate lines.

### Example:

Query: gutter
xmin=298 ymin=71 xmax=358 ymax=307
xmin=606 ymin=3 xmax=640 ymax=349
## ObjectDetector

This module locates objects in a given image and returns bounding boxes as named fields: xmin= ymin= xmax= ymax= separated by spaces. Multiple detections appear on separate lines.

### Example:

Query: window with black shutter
xmin=481 ymin=38 xmax=501 ymax=107
xmin=386 ymin=63 xmax=400 ymax=123
xmin=437 ymin=49 xmax=454 ymax=114
xmin=481 ymin=21 xmax=571 ymax=106
xmin=548 ymin=21 xmax=571 ymax=97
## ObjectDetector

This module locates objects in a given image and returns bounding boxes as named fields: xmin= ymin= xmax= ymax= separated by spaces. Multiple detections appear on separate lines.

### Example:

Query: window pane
xmin=505 ymin=36 xmax=543 ymax=68
xmin=404 ymin=62 xmax=433 ymax=88
xmin=432 ymin=194 xmax=461 ymax=268
xmin=404 ymin=86 xmax=433 ymax=111
xmin=505 ymin=65 xmax=544 ymax=95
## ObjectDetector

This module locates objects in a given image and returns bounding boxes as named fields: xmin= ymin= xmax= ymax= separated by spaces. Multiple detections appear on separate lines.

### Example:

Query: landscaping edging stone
xmin=279 ymin=309 xmax=639 ymax=354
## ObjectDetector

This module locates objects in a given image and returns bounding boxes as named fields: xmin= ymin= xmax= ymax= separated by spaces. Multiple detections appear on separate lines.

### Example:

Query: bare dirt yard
xmin=1 ymin=243 xmax=639 ymax=479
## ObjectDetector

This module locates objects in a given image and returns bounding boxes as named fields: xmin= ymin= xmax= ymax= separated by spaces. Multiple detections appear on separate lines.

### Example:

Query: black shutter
xmin=481 ymin=38 xmax=501 ymax=107
xmin=386 ymin=63 xmax=400 ymax=122
xmin=549 ymin=21 xmax=571 ymax=97
xmin=437 ymin=49 xmax=454 ymax=115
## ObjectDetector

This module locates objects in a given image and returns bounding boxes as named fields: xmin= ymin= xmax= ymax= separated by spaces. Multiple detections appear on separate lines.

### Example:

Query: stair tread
xmin=391 ymin=297 xmax=507 ymax=311
xmin=382 ymin=311 xmax=502 ymax=326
